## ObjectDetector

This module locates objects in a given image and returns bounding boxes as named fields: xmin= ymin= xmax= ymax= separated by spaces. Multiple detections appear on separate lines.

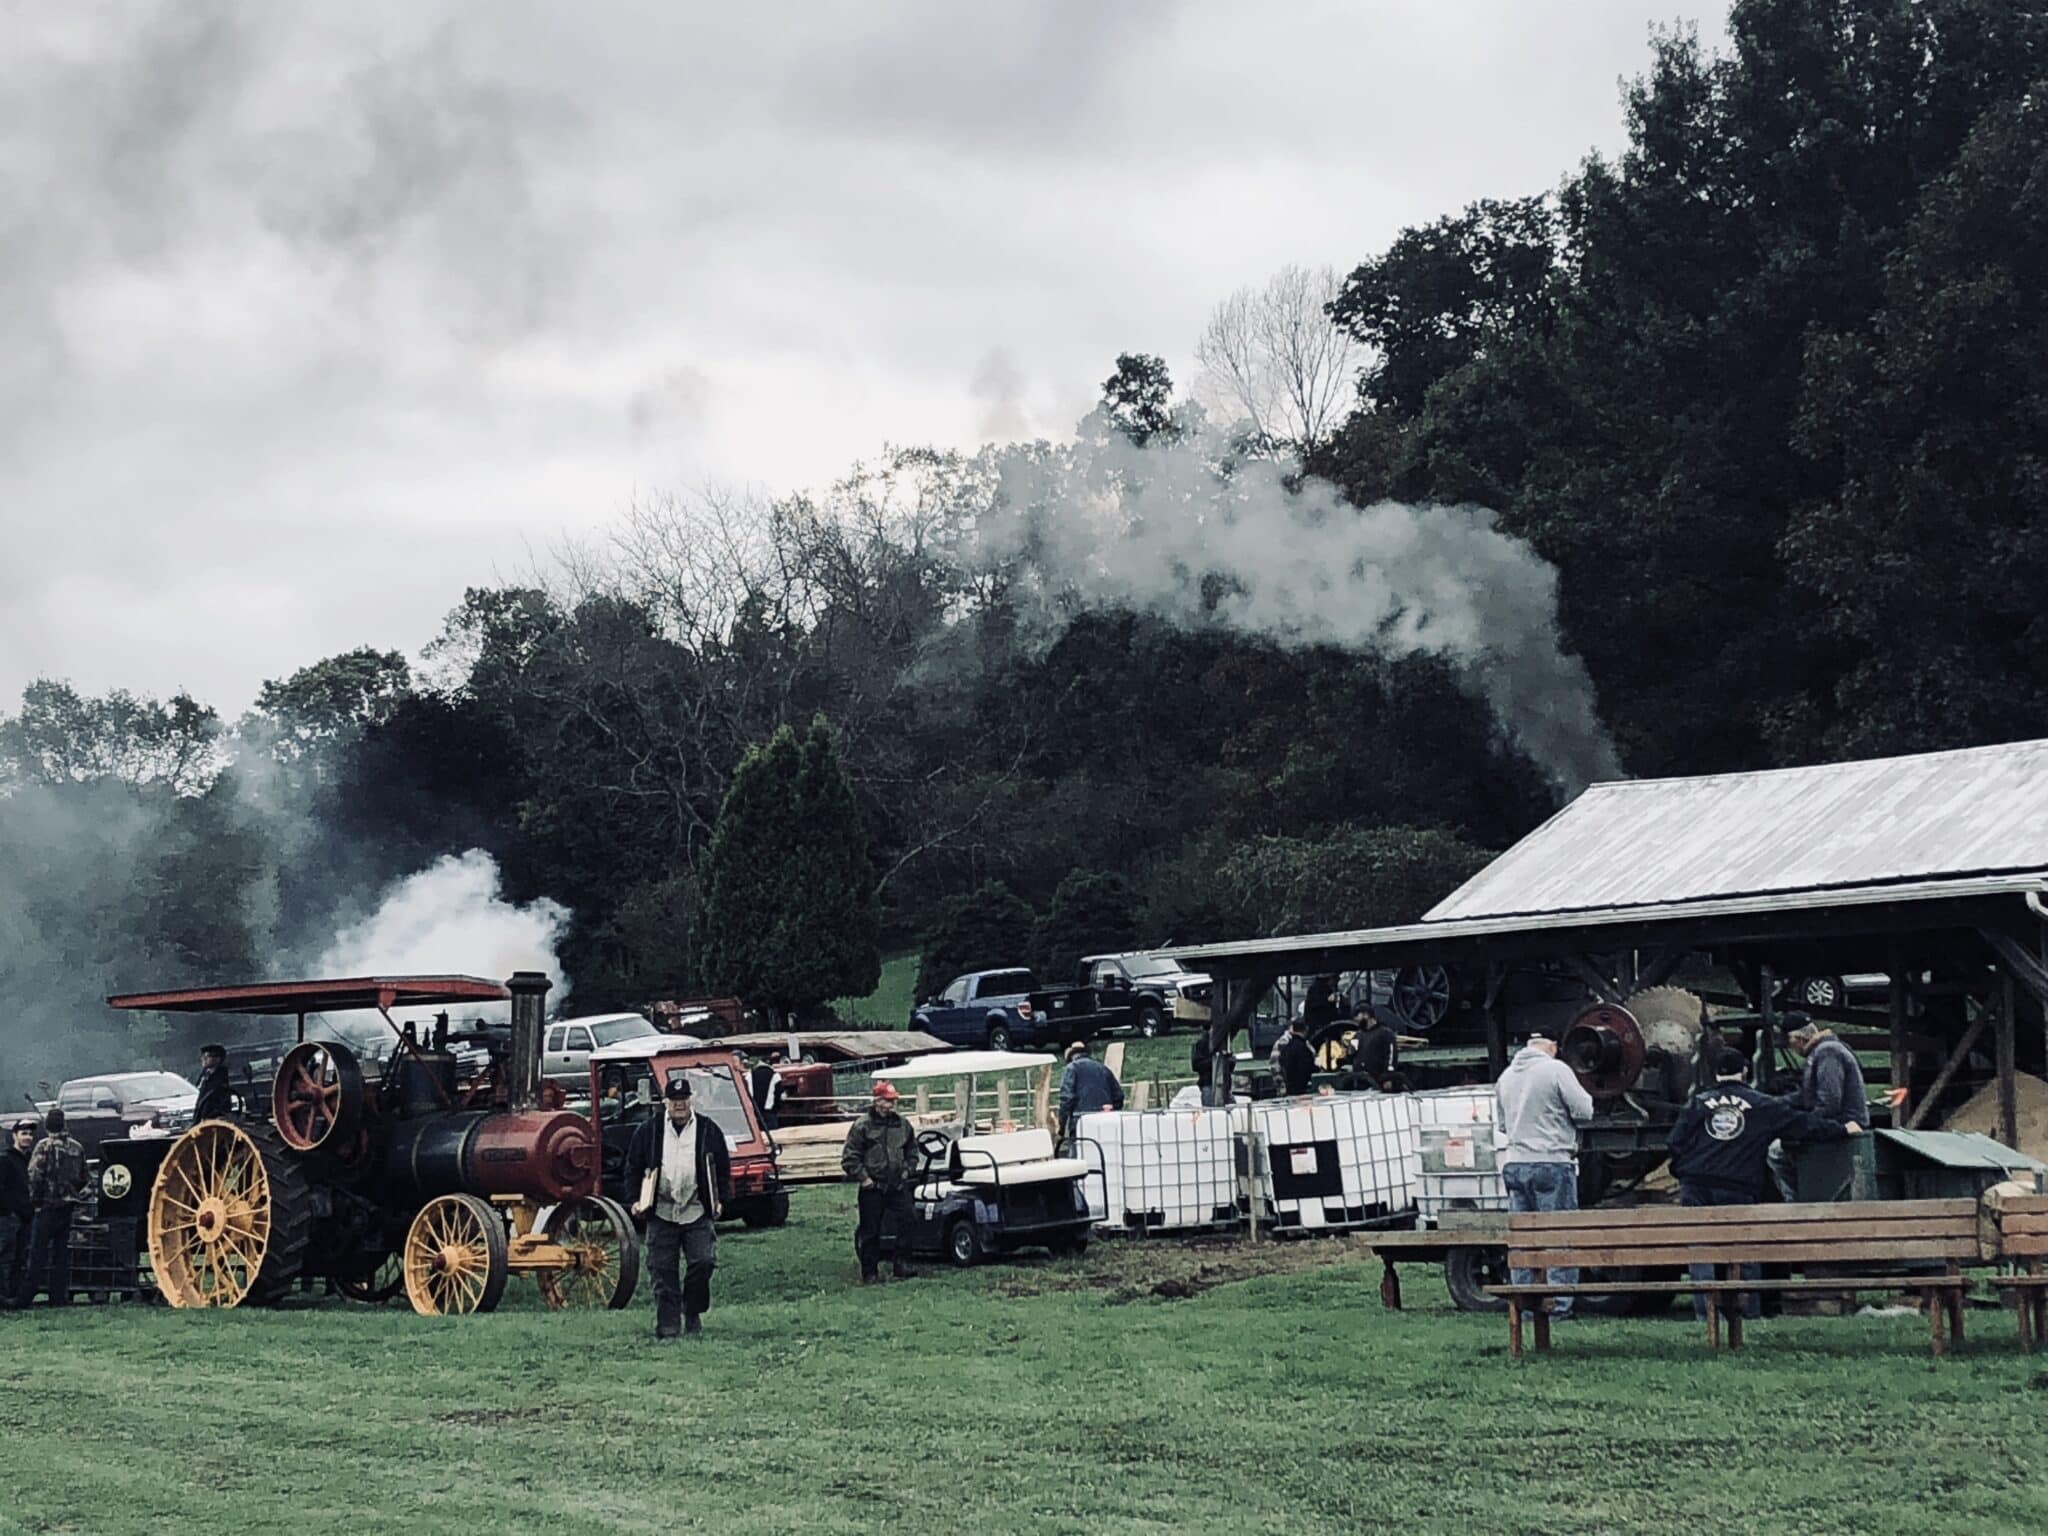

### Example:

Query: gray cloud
xmin=0 ymin=0 xmax=1723 ymax=716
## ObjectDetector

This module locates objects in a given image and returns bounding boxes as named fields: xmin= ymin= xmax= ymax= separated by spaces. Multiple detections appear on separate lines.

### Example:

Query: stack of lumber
xmin=770 ymin=1112 xmax=951 ymax=1184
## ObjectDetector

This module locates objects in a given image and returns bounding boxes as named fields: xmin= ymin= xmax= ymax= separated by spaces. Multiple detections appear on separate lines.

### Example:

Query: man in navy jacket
xmin=1668 ymin=1047 xmax=1863 ymax=1318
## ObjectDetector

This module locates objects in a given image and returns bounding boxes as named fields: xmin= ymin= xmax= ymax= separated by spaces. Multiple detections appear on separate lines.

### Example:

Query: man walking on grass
xmin=627 ymin=1076 xmax=732 ymax=1341
xmin=842 ymin=1081 xmax=919 ymax=1284
xmin=1495 ymin=1033 xmax=1595 ymax=1319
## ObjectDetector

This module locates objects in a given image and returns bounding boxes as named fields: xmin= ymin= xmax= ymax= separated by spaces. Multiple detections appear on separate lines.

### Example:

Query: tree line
xmin=4 ymin=0 xmax=2043 ymax=1070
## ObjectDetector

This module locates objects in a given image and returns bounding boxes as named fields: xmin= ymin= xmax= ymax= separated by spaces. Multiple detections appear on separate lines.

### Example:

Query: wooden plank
xmin=1509 ymin=1239 xmax=1979 ymax=1267
xmin=1999 ymin=1195 xmax=2048 ymax=1214
xmin=2001 ymin=1236 xmax=2048 ymax=1256
xmin=1510 ymin=1198 xmax=1974 ymax=1229
xmin=1999 ymin=1213 xmax=2048 ymax=1233
xmin=1506 ymin=1218 xmax=1977 ymax=1248
xmin=1104 ymin=1041 xmax=1125 ymax=1079
xmin=1491 ymin=1277 xmax=1968 ymax=1296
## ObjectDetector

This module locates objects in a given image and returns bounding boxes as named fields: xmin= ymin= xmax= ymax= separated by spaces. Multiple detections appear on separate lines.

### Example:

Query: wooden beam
xmin=1907 ymin=1011 xmax=1989 ymax=1130
xmin=1485 ymin=962 xmax=1508 ymax=1078
xmin=1981 ymin=928 xmax=2048 ymax=1011
xmin=2000 ymin=973 xmax=2019 ymax=1151
xmin=1633 ymin=946 xmax=1690 ymax=994
xmin=1888 ymin=957 xmax=1911 ymax=1127
xmin=1566 ymin=954 xmax=1624 ymax=1005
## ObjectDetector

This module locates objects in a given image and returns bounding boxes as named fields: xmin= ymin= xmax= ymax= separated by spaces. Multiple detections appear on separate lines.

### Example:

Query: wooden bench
xmin=1987 ymin=1193 xmax=2048 ymax=1351
xmin=1489 ymin=1199 xmax=1979 ymax=1357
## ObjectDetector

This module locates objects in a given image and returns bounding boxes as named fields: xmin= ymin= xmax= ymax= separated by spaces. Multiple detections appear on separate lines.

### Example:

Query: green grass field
xmin=832 ymin=951 xmax=921 ymax=1028
xmin=7 ymin=1181 xmax=2048 ymax=1536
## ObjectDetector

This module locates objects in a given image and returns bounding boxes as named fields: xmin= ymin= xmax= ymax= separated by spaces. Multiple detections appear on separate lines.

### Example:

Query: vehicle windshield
xmin=1116 ymin=956 xmax=1185 ymax=978
xmin=123 ymin=1073 xmax=196 ymax=1099
xmin=590 ymin=1016 xmax=660 ymax=1046
xmin=618 ymin=1062 xmax=752 ymax=1143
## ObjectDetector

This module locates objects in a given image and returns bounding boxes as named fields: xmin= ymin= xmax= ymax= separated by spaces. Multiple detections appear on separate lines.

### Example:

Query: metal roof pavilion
xmin=1429 ymin=736 xmax=2048 ymax=923
xmin=1166 ymin=738 xmax=2048 ymax=976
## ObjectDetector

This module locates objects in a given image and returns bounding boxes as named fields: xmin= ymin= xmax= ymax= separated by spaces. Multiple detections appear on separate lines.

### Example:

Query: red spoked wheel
xmin=270 ymin=1040 xmax=366 ymax=1154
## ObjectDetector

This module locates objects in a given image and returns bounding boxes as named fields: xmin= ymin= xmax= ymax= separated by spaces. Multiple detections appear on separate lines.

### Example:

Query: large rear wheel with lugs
xmin=403 ymin=1194 xmax=509 ymax=1316
xmin=148 ymin=1122 xmax=311 ymax=1309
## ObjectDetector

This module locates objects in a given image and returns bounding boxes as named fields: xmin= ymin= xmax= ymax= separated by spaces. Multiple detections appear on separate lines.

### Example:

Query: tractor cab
xmin=587 ymin=1041 xmax=789 ymax=1229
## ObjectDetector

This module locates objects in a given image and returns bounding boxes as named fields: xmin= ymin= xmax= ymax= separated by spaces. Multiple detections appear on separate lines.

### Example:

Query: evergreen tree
xmin=693 ymin=716 xmax=880 ymax=1021
xmin=1032 ymin=870 xmax=1143 ymax=980
xmin=914 ymin=881 xmax=1038 ymax=1003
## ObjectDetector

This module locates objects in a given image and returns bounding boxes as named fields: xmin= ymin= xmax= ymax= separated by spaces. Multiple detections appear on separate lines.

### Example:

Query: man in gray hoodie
xmin=1496 ymin=1033 xmax=1596 ymax=1318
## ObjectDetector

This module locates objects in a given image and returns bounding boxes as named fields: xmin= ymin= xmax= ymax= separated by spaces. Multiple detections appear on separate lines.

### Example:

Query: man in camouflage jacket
xmin=16 ymin=1110 xmax=87 ymax=1307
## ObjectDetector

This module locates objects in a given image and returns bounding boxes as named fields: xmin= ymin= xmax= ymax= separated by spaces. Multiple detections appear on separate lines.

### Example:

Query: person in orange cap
xmin=840 ymin=1081 xmax=919 ymax=1283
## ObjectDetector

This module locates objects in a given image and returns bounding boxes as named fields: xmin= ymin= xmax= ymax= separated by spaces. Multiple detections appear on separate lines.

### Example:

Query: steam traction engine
xmin=107 ymin=973 xmax=640 ymax=1315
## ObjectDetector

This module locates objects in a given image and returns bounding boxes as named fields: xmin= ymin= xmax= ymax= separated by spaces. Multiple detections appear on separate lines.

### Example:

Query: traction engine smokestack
xmin=506 ymin=970 xmax=552 ymax=1112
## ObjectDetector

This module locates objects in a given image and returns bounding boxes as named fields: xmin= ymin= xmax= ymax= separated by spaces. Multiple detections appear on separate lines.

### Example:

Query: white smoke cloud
xmin=313 ymin=849 xmax=571 ymax=1006
xmin=974 ymin=428 xmax=1623 ymax=797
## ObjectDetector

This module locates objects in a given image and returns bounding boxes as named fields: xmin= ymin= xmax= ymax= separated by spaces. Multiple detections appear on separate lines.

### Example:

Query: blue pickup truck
xmin=911 ymin=969 xmax=1061 ymax=1050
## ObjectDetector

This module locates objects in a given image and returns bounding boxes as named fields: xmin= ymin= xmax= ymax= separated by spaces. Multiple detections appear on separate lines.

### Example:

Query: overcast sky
xmin=1 ymin=0 xmax=1723 ymax=715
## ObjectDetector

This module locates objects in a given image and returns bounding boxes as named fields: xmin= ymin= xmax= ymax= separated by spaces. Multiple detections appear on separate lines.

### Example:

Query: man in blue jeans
xmin=1669 ymin=1047 xmax=1862 ymax=1319
xmin=1496 ymin=1033 xmax=1595 ymax=1318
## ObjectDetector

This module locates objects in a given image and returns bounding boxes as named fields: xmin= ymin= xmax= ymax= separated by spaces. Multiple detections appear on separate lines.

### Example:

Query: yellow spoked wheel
xmin=148 ymin=1122 xmax=309 ymax=1309
xmin=537 ymin=1196 xmax=641 ymax=1310
xmin=403 ymin=1194 xmax=509 ymax=1316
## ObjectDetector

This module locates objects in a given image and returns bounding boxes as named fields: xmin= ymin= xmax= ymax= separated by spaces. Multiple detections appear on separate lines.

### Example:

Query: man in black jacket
xmin=194 ymin=1044 xmax=232 ymax=1122
xmin=841 ymin=1081 xmax=920 ymax=1283
xmin=18 ymin=1109 xmax=86 ymax=1307
xmin=625 ymin=1077 xmax=732 ymax=1340
xmin=1669 ymin=1047 xmax=1863 ymax=1319
xmin=1275 ymin=1017 xmax=1317 ymax=1097
xmin=1350 ymin=1005 xmax=1402 ymax=1092
xmin=0 ymin=1119 xmax=33 ymax=1305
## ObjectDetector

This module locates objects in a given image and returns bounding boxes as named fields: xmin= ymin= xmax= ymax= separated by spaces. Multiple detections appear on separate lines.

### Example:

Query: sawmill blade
xmin=1621 ymin=985 xmax=1708 ymax=1061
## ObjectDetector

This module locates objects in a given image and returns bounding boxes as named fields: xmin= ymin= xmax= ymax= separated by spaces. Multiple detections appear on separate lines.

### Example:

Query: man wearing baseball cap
xmin=624 ymin=1075 xmax=732 ymax=1340
xmin=841 ymin=1081 xmax=919 ymax=1283
xmin=0 ymin=1119 xmax=32 ymax=1307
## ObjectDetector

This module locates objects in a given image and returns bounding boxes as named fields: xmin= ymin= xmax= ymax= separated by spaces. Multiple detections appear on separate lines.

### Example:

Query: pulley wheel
xmin=271 ymin=1040 xmax=366 ymax=1155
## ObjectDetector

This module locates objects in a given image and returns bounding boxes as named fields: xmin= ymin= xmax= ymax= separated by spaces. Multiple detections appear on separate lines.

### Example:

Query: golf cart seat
xmin=952 ymin=1128 xmax=1089 ymax=1186
xmin=914 ymin=1128 xmax=1090 ymax=1200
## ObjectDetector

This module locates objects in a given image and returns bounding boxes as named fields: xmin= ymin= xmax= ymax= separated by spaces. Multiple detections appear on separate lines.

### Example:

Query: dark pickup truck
xmin=912 ymin=955 xmax=1207 ymax=1049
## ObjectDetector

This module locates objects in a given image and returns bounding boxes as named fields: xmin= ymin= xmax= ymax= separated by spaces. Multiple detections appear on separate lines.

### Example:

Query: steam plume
xmin=975 ymin=428 xmax=1622 ymax=796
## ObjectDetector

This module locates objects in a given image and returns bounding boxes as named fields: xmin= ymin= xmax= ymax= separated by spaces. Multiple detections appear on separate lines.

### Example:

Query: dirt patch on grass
xmin=992 ymin=1232 xmax=1380 ymax=1304
xmin=436 ymin=1406 xmax=558 ymax=1427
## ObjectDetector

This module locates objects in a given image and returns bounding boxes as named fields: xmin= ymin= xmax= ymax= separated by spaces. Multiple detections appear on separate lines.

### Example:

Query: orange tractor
xmin=107 ymin=972 xmax=639 ymax=1315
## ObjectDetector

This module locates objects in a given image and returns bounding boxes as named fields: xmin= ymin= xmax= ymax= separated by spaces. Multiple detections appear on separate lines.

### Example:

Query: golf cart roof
xmin=871 ymin=1050 xmax=1056 ymax=1081
xmin=108 ymin=976 xmax=512 ymax=1015
xmin=586 ymin=1035 xmax=711 ymax=1065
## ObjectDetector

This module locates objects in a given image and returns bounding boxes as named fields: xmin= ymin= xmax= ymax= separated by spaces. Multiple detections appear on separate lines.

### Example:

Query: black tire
xmin=985 ymin=1021 xmax=1012 ymax=1051
xmin=1050 ymin=1232 xmax=1088 ymax=1257
xmin=242 ymin=1125 xmax=312 ymax=1308
xmin=1135 ymin=1004 xmax=1166 ymax=1039
xmin=946 ymin=1218 xmax=983 ymax=1268
xmin=1444 ymin=1246 xmax=1510 ymax=1313
xmin=1780 ymin=975 xmax=1846 ymax=1012
xmin=741 ymin=1191 xmax=791 ymax=1229
xmin=335 ymin=1249 xmax=406 ymax=1305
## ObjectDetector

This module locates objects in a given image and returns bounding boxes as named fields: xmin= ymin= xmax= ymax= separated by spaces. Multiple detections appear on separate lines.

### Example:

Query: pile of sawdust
xmin=1943 ymin=1072 xmax=2048 ymax=1162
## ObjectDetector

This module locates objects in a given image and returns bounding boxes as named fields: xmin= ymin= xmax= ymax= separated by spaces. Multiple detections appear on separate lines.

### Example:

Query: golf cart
xmin=873 ymin=1051 xmax=1104 ymax=1267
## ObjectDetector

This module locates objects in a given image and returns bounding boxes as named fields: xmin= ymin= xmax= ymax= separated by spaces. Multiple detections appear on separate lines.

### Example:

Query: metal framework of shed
xmin=1169 ymin=739 xmax=2048 ymax=1149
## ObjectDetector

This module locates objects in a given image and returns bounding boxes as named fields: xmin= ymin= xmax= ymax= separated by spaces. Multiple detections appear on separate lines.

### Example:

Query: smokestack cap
xmin=507 ymin=971 xmax=554 ymax=996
